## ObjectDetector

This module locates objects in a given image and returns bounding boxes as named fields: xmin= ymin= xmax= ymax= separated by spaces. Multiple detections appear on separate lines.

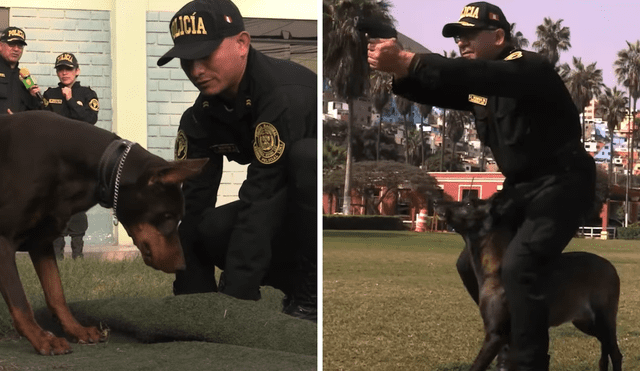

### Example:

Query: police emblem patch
xmin=253 ymin=122 xmax=285 ymax=164
xmin=89 ymin=98 xmax=100 ymax=111
xmin=175 ymin=130 xmax=188 ymax=160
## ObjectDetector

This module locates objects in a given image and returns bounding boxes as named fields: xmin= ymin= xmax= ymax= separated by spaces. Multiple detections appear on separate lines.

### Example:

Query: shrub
xmin=617 ymin=222 xmax=640 ymax=239
xmin=323 ymin=215 xmax=405 ymax=230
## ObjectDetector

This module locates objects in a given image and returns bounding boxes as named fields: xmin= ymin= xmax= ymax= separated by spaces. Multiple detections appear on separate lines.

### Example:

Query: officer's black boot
xmin=53 ymin=237 xmax=65 ymax=260
xmin=282 ymin=255 xmax=317 ymax=323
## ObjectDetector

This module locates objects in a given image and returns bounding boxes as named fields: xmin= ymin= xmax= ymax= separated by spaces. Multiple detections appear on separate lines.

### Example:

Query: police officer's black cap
xmin=157 ymin=0 xmax=245 ymax=66
xmin=55 ymin=53 xmax=79 ymax=69
xmin=442 ymin=2 xmax=510 ymax=38
xmin=0 ymin=27 xmax=27 ymax=46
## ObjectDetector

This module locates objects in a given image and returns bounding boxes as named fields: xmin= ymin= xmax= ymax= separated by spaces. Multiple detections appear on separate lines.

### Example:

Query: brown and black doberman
xmin=0 ymin=111 xmax=207 ymax=355
xmin=437 ymin=197 xmax=622 ymax=371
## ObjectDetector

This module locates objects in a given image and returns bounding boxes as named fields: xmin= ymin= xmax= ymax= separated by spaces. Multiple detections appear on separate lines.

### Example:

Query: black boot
xmin=282 ymin=255 xmax=317 ymax=323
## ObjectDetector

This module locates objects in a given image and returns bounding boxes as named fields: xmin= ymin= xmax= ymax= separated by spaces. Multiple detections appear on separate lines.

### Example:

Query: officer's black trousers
xmin=53 ymin=212 xmax=88 ymax=259
xmin=457 ymin=153 xmax=595 ymax=370
xmin=174 ymin=139 xmax=317 ymax=301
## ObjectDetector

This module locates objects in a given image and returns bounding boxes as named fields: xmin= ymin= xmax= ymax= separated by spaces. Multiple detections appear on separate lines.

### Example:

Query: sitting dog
xmin=437 ymin=197 xmax=622 ymax=371
xmin=0 ymin=111 xmax=208 ymax=355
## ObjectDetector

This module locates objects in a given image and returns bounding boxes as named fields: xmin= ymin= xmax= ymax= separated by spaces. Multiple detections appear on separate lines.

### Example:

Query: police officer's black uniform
xmin=44 ymin=53 xmax=100 ymax=259
xmin=390 ymin=2 xmax=595 ymax=369
xmin=0 ymin=27 xmax=41 ymax=114
xmin=44 ymin=82 xmax=99 ymax=124
xmin=173 ymin=46 xmax=317 ymax=314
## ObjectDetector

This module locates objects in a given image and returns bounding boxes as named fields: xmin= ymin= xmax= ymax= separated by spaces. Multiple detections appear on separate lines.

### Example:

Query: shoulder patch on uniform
xmin=175 ymin=130 xmax=188 ymax=160
xmin=469 ymin=94 xmax=488 ymax=106
xmin=89 ymin=98 xmax=99 ymax=111
xmin=253 ymin=122 xmax=285 ymax=165
xmin=504 ymin=51 xmax=523 ymax=61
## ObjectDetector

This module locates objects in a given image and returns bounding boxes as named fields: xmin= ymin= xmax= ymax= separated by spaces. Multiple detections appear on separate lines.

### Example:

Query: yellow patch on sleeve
xmin=504 ymin=51 xmax=523 ymax=61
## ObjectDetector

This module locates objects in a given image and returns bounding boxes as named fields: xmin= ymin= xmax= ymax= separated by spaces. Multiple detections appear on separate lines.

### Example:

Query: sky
xmin=388 ymin=0 xmax=640 ymax=90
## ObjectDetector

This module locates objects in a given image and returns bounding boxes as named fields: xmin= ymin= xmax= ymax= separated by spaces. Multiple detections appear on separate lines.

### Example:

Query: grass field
xmin=0 ymin=254 xmax=317 ymax=371
xmin=323 ymin=231 xmax=640 ymax=370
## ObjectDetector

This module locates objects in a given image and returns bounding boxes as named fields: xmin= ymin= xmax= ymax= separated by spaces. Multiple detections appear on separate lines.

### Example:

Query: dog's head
xmin=116 ymin=158 xmax=208 ymax=273
xmin=435 ymin=198 xmax=492 ymax=235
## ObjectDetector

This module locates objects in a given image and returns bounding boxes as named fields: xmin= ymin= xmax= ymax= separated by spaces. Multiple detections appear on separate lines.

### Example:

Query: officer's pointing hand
xmin=367 ymin=38 xmax=414 ymax=79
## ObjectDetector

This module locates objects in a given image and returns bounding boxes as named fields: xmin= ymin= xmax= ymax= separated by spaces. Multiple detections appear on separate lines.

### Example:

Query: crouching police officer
xmin=368 ymin=2 xmax=595 ymax=369
xmin=44 ymin=52 xmax=100 ymax=259
xmin=158 ymin=0 xmax=317 ymax=321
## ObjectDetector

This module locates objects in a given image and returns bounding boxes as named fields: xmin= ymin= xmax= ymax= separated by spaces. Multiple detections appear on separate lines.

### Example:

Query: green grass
xmin=323 ymin=231 xmax=640 ymax=370
xmin=0 ymin=254 xmax=177 ymax=337
xmin=0 ymin=254 xmax=316 ymax=371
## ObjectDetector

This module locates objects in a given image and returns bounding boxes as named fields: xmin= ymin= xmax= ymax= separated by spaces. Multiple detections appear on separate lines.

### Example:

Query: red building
xmin=429 ymin=172 xmax=505 ymax=201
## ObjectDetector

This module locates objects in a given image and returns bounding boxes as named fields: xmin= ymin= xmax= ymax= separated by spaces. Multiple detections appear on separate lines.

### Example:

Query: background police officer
xmin=44 ymin=52 xmax=100 ymax=259
xmin=158 ymin=0 xmax=317 ymax=322
xmin=0 ymin=27 xmax=41 ymax=114
xmin=368 ymin=2 xmax=596 ymax=370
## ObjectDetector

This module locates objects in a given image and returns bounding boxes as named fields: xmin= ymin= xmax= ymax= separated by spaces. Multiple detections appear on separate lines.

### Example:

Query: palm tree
xmin=323 ymin=0 xmax=395 ymax=214
xmin=438 ymin=50 xmax=458 ymax=171
xmin=510 ymin=22 xmax=529 ymax=50
xmin=445 ymin=109 xmax=472 ymax=171
xmin=532 ymin=17 xmax=571 ymax=67
xmin=369 ymin=70 xmax=392 ymax=162
xmin=395 ymin=94 xmax=412 ymax=164
xmin=615 ymin=40 xmax=640 ymax=114
xmin=560 ymin=57 xmax=603 ymax=143
xmin=418 ymin=103 xmax=433 ymax=167
xmin=599 ymin=86 xmax=628 ymax=183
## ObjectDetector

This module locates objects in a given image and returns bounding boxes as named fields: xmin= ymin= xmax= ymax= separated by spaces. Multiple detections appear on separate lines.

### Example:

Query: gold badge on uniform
xmin=175 ymin=130 xmax=188 ymax=160
xmin=504 ymin=51 xmax=523 ymax=61
xmin=253 ymin=122 xmax=285 ymax=165
xmin=89 ymin=98 xmax=100 ymax=111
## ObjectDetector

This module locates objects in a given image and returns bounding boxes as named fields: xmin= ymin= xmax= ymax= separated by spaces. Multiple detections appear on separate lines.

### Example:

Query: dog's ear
xmin=148 ymin=158 xmax=209 ymax=185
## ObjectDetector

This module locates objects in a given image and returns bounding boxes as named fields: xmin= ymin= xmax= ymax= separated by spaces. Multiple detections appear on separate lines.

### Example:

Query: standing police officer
xmin=368 ymin=2 xmax=596 ymax=370
xmin=158 ymin=0 xmax=317 ymax=321
xmin=44 ymin=52 xmax=100 ymax=259
xmin=0 ymin=27 xmax=41 ymax=114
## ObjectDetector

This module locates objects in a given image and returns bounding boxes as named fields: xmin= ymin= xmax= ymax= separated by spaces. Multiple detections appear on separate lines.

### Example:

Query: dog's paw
xmin=34 ymin=331 xmax=73 ymax=356
xmin=68 ymin=325 xmax=108 ymax=345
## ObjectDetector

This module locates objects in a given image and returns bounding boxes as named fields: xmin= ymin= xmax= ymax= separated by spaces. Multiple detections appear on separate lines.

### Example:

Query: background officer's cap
xmin=442 ymin=1 xmax=510 ymax=38
xmin=0 ymin=27 xmax=27 ymax=46
xmin=55 ymin=53 xmax=79 ymax=69
xmin=157 ymin=0 xmax=245 ymax=66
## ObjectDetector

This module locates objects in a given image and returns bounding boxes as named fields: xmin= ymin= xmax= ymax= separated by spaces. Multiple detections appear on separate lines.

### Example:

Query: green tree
xmin=510 ymin=22 xmax=529 ymax=50
xmin=560 ymin=57 xmax=603 ymax=143
xmin=598 ymin=86 xmax=628 ymax=183
xmin=532 ymin=17 xmax=571 ymax=67
xmin=418 ymin=103 xmax=433 ymax=167
xmin=444 ymin=109 xmax=472 ymax=171
xmin=369 ymin=70 xmax=392 ymax=162
xmin=395 ymin=95 xmax=413 ymax=164
xmin=615 ymin=40 xmax=640 ymax=191
xmin=323 ymin=160 xmax=441 ymax=215
xmin=324 ymin=0 xmax=395 ymax=214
